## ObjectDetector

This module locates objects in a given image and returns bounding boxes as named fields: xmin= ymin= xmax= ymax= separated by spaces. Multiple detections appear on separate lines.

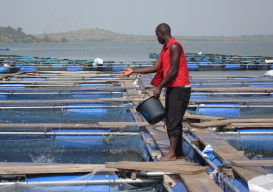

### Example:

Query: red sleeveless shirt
xmin=151 ymin=38 xmax=190 ymax=87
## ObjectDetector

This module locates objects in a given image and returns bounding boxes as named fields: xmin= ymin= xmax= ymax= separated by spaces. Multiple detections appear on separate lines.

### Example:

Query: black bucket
xmin=136 ymin=96 xmax=166 ymax=124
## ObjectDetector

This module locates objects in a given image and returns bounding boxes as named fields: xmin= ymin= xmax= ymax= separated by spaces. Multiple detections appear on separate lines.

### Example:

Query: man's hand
xmin=119 ymin=68 xmax=133 ymax=78
xmin=153 ymin=87 xmax=162 ymax=99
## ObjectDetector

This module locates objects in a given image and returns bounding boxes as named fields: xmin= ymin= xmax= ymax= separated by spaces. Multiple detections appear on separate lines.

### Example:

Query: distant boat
xmin=0 ymin=48 xmax=9 ymax=51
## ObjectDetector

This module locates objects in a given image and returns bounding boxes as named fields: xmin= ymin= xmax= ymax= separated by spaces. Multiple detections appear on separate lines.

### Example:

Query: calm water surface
xmin=1 ymin=42 xmax=272 ymax=76
xmin=0 ymin=42 xmax=272 ymax=62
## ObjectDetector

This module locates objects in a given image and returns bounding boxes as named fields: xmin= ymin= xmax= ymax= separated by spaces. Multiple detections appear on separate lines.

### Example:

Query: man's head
xmin=155 ymin=23 xmax=171 ymax=44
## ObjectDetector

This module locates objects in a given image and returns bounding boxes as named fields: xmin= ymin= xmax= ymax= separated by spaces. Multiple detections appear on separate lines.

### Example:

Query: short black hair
xmin=156 ymin=23 xmax=171 ymax=34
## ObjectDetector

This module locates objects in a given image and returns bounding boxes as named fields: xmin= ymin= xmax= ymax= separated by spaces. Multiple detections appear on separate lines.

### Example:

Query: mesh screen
xmin=0 ymin=133 xmax=145 ymax=164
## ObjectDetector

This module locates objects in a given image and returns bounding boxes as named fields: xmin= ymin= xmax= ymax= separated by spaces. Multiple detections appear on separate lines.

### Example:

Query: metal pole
xmin=0 ymin=105 xmax=127 ymax=109
xmin=0 ymin=179 xmax=159 ymax=186
xmin=141 ymin=132 xmax=159 ymax=162
xmin=0 ymin=132 xmax=139 ymax=136
xmin=218 ymin=132 xmax=273 ymax=135
xmin=0 ymin=92 xmax=123 ymax=95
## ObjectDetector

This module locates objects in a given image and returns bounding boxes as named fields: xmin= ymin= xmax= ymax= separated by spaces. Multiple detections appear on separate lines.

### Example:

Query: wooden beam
xmin=184 ymin=114 xmax=226 ymax=121
xmin=229 ymin=123 xmax=273 ymax=128
xmin=111 ymin=161 xmax=208 ymax=175
xmin=98 ymin=122 xmax=164 ymax=127
xmin=164 ymin=175 xmax=182 ymax=188
xmin=224 ymin=119 xmax=273 ymax=123
xmin=190 ymin=121 xmax=231 ymax=128
xmin=0 ymin=163 xmax=115 ymax=175
xmin=228 ymin=160 xmax=273 ymax=167
xmin=231 ymin=166 xmax=264 ymax=183
xmin=179 ymin=172 xmax=223 ymax=192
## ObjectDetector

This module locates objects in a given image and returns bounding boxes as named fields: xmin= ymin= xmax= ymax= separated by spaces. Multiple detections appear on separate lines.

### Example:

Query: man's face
xmin=155 ymin=30 xmax=165 ymax=44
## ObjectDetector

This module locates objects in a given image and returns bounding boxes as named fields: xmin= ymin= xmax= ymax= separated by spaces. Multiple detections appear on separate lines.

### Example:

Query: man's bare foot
xmin=158 ymin=154 xmax=176 ymax=161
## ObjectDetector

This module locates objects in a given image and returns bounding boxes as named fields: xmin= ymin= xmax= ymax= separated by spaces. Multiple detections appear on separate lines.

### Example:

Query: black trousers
xmin=165 ymin=86 xmax=191 ymax=156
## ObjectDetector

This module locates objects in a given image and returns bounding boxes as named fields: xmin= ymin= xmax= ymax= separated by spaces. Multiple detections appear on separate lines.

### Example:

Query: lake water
xmin=0 ymin=42 xmax=273 ymax=62
xmin=1 ymin=42 xmax=272 ymax=76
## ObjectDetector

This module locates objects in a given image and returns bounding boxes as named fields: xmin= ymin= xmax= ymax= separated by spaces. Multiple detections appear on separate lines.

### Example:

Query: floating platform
xmin=1 ymin=54 xmax=273 ymax=192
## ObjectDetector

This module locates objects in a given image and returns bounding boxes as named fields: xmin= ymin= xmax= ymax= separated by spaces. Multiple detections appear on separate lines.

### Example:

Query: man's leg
xmin=160 ymin=87 xmax=191 ymax=161
xmin=159 ymin=134 xmax=179 ymax=161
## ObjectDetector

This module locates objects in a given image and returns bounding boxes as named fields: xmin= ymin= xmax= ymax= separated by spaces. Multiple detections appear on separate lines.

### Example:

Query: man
xmin=120 ymin=23 xmax=191 ymax=161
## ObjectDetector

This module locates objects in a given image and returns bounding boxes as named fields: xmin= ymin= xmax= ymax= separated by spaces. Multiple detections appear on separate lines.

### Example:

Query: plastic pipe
xmin=163 ymin=182 xmax=174 ymax=192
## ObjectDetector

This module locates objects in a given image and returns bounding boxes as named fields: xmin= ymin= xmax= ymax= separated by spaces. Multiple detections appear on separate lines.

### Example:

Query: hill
xmin=35 ymin=28 xmax=273 ymax=43
xmin=34 ymin=28 xmax=155 ymax=43
xmin=1 ymin=27 xmax=273 ymax=43
xmin=0 ymin=26 xmax=45 ymax=43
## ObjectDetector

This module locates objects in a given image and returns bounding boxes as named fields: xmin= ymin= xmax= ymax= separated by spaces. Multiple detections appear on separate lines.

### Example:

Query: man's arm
xmin=153 ymin=43 xmax=181 ymax=98
xmin=119 ymin=58 xmax=160 ymax=77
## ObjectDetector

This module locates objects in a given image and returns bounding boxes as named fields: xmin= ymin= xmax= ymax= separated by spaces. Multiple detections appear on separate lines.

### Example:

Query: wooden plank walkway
xmin=111 ymin=161 xmax=209 ymax=175
xmin=184 ymin=114 xmax=226 ymax=121
xmin=145 ymin=125 xmax=223 ymax=192
xmin=179 ymin=172 xmax=223 ymax=192
xmin=145 ymin=126 xmax=170 ymax=156
xmin=190 ymin=121 xmax=231 ymax=128
xmin=229 ymin=123 xmax=273 ymax=128
xmin=0 ymin=163 xmax=113 ymax=174
xmin=227 ymin=160 xmax=273 ymax=167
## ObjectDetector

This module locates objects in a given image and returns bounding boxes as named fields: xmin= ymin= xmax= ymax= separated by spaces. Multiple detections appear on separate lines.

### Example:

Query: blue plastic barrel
xmin=199 ymin=62 xmax=212 ymax=68
xmin=224 ymin=63 xmax=241 ymax=70
xmin=52 ymin=129 xmax=110 ymax=149
xmin=196 ymin=57 xmax=203 ymax=62
xmin=0 ymin=91 xmax=8 ymax=99
xmin=190 ymin=92 xmax=208 ymax=100
xmin=186 ymin=57 xmax=195 ymax=62
xmin=62 ymin=104 xmax=108 ymax=121
xmin=0 ymin=67 xmax=7 ymax=73
xmin=196 ymin=104 xmax=240 ymax=118
xmin=112 ymin=64 xmax=126 ymax=72
xmin=66 ymin=65 xmax=83 ymax=71
xmin=270 ymin=65 xmax=273 ymax=70
xmin=187 ymin=64 xmax=199 ymax=71
xmin=20 ymin=66 xmax=37 ymax=71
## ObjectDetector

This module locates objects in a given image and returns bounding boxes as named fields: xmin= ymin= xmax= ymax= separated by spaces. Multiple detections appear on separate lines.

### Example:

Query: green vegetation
xmin=34 ymin=28 xmax=273 ymax=43
xmin=103 ymin=134 xmax=116 ymax=145
xmin=1 ymin=26 xmax=273 ymax=43
xmin=0 ymin=26 xmax=44 ymax=43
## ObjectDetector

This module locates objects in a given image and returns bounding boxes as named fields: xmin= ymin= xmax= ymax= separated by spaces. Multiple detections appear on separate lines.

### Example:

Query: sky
xmin=1 ymin=0 xmax=272 ymax=36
